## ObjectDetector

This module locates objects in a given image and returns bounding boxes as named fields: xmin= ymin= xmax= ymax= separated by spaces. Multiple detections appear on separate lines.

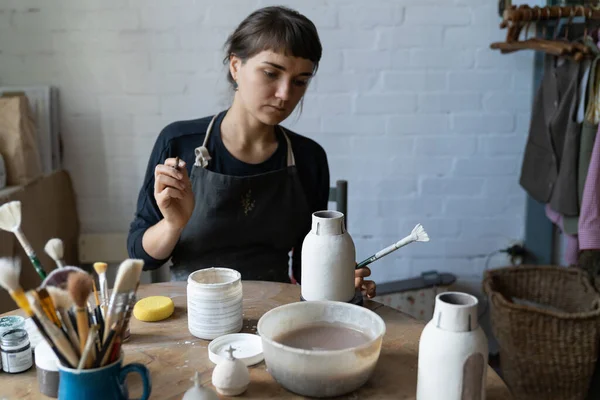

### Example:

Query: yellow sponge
xmin=133 ymin=296 xmax=174 ymax=322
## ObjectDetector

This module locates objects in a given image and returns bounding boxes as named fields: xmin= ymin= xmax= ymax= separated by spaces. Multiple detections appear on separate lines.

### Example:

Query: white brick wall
xmin=0 ymin=0 xmax=534 ymax=284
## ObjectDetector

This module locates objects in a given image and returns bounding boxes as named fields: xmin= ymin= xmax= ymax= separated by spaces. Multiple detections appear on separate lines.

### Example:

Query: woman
xmin=127 ymin=6 xmax=376 ymax=298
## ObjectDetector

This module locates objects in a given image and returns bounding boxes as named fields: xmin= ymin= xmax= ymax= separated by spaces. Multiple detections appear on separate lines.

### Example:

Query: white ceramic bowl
xmin=257 ymin=301 xmax=386 ymax=398
xmin=187 ymin=268 xmax=243 ymax=340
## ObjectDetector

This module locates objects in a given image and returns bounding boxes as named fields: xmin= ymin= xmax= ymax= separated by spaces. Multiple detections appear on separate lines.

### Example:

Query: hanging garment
xmin=564 ymin=53 xmax=600 ymax=235
xmin=520 ymin=54 xmax=584 ymax=217
xmin=579 ymin=124 xmax=600 ymax=250
xmin=170 ymin=114 xmax=312 ymax=282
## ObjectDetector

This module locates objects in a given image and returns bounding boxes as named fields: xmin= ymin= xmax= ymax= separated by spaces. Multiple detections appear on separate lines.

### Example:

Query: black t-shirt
xmin=127 ymin=110 xmax=330 ymax=281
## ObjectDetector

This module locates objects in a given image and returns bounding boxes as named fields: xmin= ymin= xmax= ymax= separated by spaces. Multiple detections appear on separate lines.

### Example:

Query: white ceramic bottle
xmin=301 ymin=210 xmax=356 ymax=302
xmin=416 ymin=292 xmax=488 ymax=400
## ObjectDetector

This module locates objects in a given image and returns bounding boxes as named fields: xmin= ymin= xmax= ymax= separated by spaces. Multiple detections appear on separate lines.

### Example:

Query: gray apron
xmin=170 ymin=115 xmax=311 ymax=282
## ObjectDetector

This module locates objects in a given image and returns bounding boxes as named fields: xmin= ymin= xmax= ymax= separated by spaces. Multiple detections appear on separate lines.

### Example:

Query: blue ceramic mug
xmin=57 ymin=356 xmax=151 ymax=400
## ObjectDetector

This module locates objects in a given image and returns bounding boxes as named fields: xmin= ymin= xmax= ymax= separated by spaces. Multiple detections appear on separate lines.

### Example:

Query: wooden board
xmin=0 ymin=281 xmax=513 ymax=399
xmin=0 ymin=170 xmax=80 ymax=314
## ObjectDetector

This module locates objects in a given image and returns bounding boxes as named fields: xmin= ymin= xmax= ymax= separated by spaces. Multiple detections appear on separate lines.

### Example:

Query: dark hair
xmin=222 ymin=6 xmax=322 ymax=87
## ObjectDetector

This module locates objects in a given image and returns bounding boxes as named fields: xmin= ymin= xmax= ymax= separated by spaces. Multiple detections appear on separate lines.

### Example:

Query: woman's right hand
xmin=154 ymin=157 xmax=195 ymax=231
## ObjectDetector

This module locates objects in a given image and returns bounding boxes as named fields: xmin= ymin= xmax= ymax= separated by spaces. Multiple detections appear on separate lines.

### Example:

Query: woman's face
xmin=230 ymin=49 xmax=314 ymax=125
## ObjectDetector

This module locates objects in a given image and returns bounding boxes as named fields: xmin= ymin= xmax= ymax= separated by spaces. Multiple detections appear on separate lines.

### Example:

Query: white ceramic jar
xmin=416 ymin=292 xmax=488 ymax=400
xmin=187 ymin=268 xmax=243 ymax=340
xmin=301 ymin=210 xmax=356 ymax=302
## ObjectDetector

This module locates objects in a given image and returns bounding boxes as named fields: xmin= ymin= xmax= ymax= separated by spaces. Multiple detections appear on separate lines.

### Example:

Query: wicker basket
xmin=483 ymin=265 xmax=600 ymax=400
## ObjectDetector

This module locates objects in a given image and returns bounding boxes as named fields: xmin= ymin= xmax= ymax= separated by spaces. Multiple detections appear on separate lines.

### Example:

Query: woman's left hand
xmin=355 ymin=266 xmax=376 ymax=299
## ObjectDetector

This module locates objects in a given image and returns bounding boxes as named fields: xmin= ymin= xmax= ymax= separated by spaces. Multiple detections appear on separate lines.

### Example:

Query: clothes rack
xmin=503 ymin=5 xmax=600 ymax=22
xmin=493 ymin=1 xmax=600 ymax=265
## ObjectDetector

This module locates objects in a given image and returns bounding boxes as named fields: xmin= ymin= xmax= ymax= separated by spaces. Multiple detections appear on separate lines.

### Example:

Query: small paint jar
xmin=35 ymin=339 xmax=59 ymax=398
xmin=1 ymin=328 xmax=33 ymax=373
xmin=0 ymin=315 xmax=25 ymax=336
xmin=0 ymin=316 xmax=26 ymax=372
xmin=187 ymin=267 xmax=243 ymax=340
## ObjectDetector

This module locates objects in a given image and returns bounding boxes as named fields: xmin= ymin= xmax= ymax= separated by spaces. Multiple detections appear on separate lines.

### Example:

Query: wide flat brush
xmin=103 ymin=259 xmax=144 ymax=343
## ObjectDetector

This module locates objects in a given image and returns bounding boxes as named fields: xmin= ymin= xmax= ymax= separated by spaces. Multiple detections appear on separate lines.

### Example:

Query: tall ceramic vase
xmin=416 ymin=292 xmax=488 ymax=400
xmin=301 ymin=210 xmax=356 ymax=302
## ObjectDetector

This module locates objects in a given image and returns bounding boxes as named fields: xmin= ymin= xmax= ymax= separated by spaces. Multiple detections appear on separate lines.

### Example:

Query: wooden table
xmin=0 ymin=281 xmax=512 ymax=399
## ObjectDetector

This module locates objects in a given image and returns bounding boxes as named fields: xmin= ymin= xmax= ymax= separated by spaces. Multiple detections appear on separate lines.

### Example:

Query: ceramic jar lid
xmin=208 ymin=333 xmax=263 ymax=367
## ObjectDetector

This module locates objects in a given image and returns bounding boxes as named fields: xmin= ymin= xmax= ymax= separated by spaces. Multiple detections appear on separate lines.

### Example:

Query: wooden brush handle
xmin=14 ymin=230 xmax=47 ymax=279
xmin=75 ymin=307 xmax=89 ymax=355
xmin=60 ymin=310 xmax=80 ymax=352
xmin=98 ymin=328 xmax=118 ymax=367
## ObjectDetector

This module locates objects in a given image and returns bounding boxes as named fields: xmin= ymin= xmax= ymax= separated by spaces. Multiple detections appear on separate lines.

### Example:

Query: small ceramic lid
xmin=208 ymin=333 xmax=263 ymax=367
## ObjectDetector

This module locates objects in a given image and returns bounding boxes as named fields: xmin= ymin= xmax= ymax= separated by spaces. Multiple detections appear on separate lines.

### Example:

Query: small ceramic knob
xmin=182 ymin=371 xmax=219 ymax=400
xmin=212 ymin=346 xmax=250 ymax=396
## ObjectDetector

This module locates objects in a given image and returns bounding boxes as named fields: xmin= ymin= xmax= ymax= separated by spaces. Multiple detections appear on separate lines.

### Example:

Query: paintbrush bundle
xmin=0 ymin=257 xmax=144 ymax=370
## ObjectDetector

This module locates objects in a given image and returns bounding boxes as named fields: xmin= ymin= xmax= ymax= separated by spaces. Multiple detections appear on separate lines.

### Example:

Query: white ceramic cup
xmin=187 ymin=268 xmax=243 ymax=340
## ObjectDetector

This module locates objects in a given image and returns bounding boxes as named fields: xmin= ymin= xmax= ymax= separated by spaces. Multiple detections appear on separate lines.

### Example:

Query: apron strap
xmin=194 ymin=115 xmax=217 ymax=167
xmin=194 ymin=115 xmax=296 ymax=168
xmin=281 ymin=127 xmax=295 ymax=167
